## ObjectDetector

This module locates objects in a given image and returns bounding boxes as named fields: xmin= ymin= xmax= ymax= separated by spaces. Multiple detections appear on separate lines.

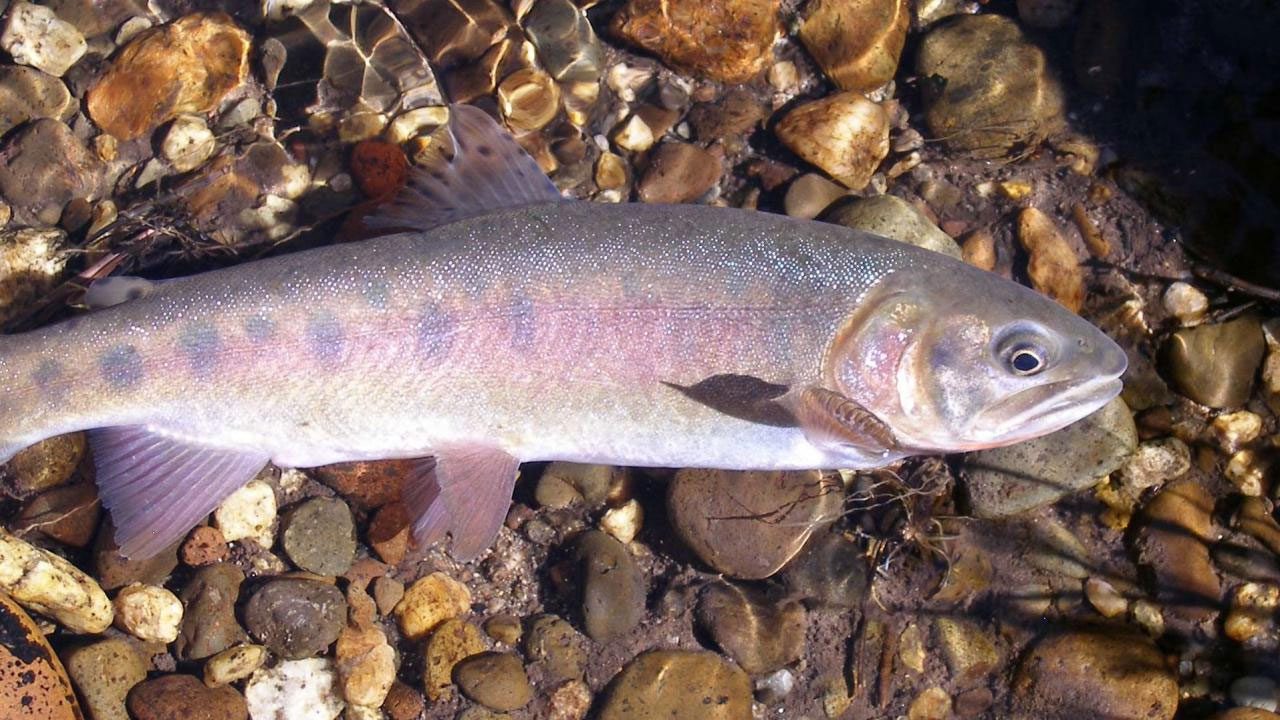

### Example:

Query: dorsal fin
xmin=364 ymin=104 xmax=562 ymax=233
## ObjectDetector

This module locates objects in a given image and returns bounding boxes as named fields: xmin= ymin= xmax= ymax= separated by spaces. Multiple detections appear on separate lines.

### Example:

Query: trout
xmin=0 ymin=106 xmax=1126 ymax=559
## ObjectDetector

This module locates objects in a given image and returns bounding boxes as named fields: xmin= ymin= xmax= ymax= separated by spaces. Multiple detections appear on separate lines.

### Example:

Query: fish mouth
xmin=973 ymin=374 xmax=1124 ymax=443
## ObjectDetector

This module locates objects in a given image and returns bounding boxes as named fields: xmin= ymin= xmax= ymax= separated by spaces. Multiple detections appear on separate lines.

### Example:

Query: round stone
xmin=781 ymin=529 xmax=869 ymax=606
xmin=126 ymin=675 xmax=247 ymax=720
xmin=113 ymin=583 xmax=184 ymax=643
xmin=1165 ymin=316 xmax=1266 ymax=408
xmin=176 ymin=564 xmax=248 ymax=661
xmin=280 ymin=496 xmax=357 ymax=576
xmin=822 ymin=194 xmax=962 ymax=258
xmin=244 ymin=578 xmax=347 ymax=659
xmin=63 ymin=638 xmax=146 ymax=720
xmin=573 ymin=531 xmax=645 ymax=641
xmin=453 ymin=652 xmax=533 ymax=712
xmin=597 ymin=650 xmax=751 ymax=720
xmin=524 ymin=614 xmax=587 ymax=683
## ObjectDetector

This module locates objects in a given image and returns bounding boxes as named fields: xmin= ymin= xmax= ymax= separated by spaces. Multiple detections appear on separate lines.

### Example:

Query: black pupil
xmin=1012 ymin=350 xmax=1041 ymax=373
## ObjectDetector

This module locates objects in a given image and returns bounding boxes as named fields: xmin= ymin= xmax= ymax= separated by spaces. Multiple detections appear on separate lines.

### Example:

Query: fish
xmin=0 ymin=105 xmax=1127 ymax=561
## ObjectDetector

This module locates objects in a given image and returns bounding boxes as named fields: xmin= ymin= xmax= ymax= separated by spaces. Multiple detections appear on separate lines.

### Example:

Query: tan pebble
xmin=600 ymin=499 xmax=643 ymax=544
xmin=998 ymin=179 xmax=1033 ymax=200
xmin=499 ymin=68 xmax=561 ymax=132
xmin=776 ymin=92 xmax=890 ymax=190
xmin=423 ymin=617 xmax=486 ymax=701
xmin=1018 ymin=207 xmax=1084 ymax=313
xmin=483 ymin=613 xmax=523 ymax=645
xmin=372 ymin=576 xmax=405 ymax=617
xmin=1224 ymin=583 xmax=1280 ymax=643
xmin=454 ymin=652 xmax=533 ymax=712
xmin=1056 ymin=134 xmax=1101 ymax=175
xmin=0 ymin=2 xmax=87 ymax=77
xmin=595 ymin=152 xmax=627 ymax=191
xmin=799 ymin=0 xmax=908 ymax=92
xmin=908 ymin=686 xmax=952 ymax=720
xmin=387 ymin=106 xmax=449 ymax=144
xmin=548 ymin=679 xmax=592 ymax=720
xmin=898 ymin=622 xmax=926 ymax=673
xmin=113 ymin=583 xmax=183 ymax=643
xmin=597 ymin=650 xmax=751 ymax=720
xmin=1213 ymin=411 xmax=1263 ymax=452
xmin=934 ymin=618 xmax=998 ymax=683
xmin=395 ymin=572 xmax=471 ymax=640
xmin=0 ymin=528 xmax=111 ymax=633
xmin=204 ymin=644 xmax=267 ymax=687
xmin=335 ymin=624 xmax=396 ymax=707
xmin=961 ymin=229 xmax=997 ymax=271
xmin=1084 ymin=577 xmax=1129 ymax=618
xmin=162 ymin=114 xmax=216 ymax=173
xmin=609 ymin=0 xmax=777 ymax=84
xmin=1071 ymin=203 xmax=1111 ymax=257
xmin=214 ymin=479 xmax=276 ymax=547
xmin=612 ymin=114 xmax=655 ymax=152
xmin=1130 ymin=599 xmax=1165 ymax=636
xmin=784 ymin=173 xmax=848 ymax=220
xmin=1226 ymin=449 xmax=1268 ymax=497
xmin=5 ymin=433 xmax=85 ymax=496
xmin=768 ymin=60 xmax=799 ymax=92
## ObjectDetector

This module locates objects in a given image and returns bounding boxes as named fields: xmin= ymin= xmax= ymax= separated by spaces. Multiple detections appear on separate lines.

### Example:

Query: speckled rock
xmin=384 ymin=681 xmax=424 ymax=720
xmin=636 ymin=141 xmax=722 ymax=204
xmin=687 ymin=88 xmax=767 ymax=147
xmin=176 ymin=564 xmax=248 ymax=661
xmin=127 ymin=674 xmax=248 ymax=720
xmin=1008 ymin=627 xmax=1176 ymax=720
xmin=4 ymin=433 xmax=84 ymax=496
xmin=312 ymin=460 xmax=409 ymax=510
xmin=63 ymin=637 xmax=145 ymax=720
xmin=0 ymin=528 xmax=111 ymax=633
xmin=0 ymin=118 xmax=103 ymax=226
xmin=597 ymin=650 xmax=752 ymax=720
xmin=610 ymin=0 xmax=778 ymax=83
xmin=799 ymin=0 xmax=908 ymax=92
xmin=823 ymin=194 xmax=962 ymax=258
xmin=916 ymin=14 xmax=1065 ymax=158
xmin=525 ymin=614 xmax=588 ymax=683
xmin=696 ymin=582 xmax=806 ymax=673
xmin=395 ymin=571 xmax=472 ymax=640
xmin=1165 ymin=316 xmax=1266 ymax=408
xmin=203 ymin=644 xmax=268 ymax=688
xmin=573 ymin=530 xmax=645 ymax=641
xmin=0 ymin=590 xmax=82 ymax=720
xmin=280 ymin=497 xmax=357 ymax=576
xmin=214 ymin=480 xmax=277 ymax=548
xmin=113 ymin=583 xmax=183 ymax=643
xmin=965 ymin=397 xmax=1136 ymax=518
xmin=0 ymin=65 xmax=74 ymax=136
xmin=162 ymin=114 xmax=217 ymax=173
xmin=423 ymin=618 xmax=486 ymax=701
xmin=776 ymin=92 xmax=890 ymax=190
xmin=181 ymin=526 xmax=229 ymax=567
xmin=335 ymin=624 xmax=395 ymax=708
xmin=1135 ymin=478 xmax=1222 ymax=623
xmin=669 ymin=468 xmax=842 ymax=579
xmin=86 ymin=12 xmax=251 ymax=140
xmin=245 ymin=578 xmax=347 ymax=659
xmin=0 ymin=2 xmax=87 ymax=77
xmin=244 ymin=658 xmax=343 ymax=720
xmin=454 ymin=652 xmax=533 ymax=712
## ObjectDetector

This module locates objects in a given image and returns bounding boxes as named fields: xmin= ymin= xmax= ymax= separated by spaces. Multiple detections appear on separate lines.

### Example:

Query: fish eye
xmin=993 ymin=322 xmax=1057 ymax=377
xmin=1008 ymin=345 xmax=1046 ymax=375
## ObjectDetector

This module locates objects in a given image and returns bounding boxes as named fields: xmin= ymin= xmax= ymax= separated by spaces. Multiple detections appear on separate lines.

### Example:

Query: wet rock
xmin=597 ymin=650 xmax=751 ymax=719
xmin=1224 ymin=582 xmax=1279 ymax=645
xmin=335 ymin=624 xmax=395 ymax=708
xmin=454 ymin=652 xmax=533 ymax=712
xmin=1163 ymin=282 xmax=1209 ymax=325
xmin=573 ymin=530 xmax=645 ymax=641
xmin=16 ymin=482 xmax=100 ymax=548
xmin=934 ymin=618 xmax=998 ymax=683
xmin=87 ymin=13 xmax=251 ymax=140
xmin=962 ymin=232 xmax=997 ymax=272
xmin=784 ymin=173 xmax=849 ymax=220
xmin=964 ymin=397 xmax=1136 ymax=518
xmin=214 ymin=479 xmax=277 ymax=548
xmin=525 ymin=614 xmax=587 ymax=682
xmin=313 ymin=460 xmax=408 ymax=510
xmin=1018 ymin=207 xmax=1085 ymax=313
xmin=367 ymin=501 xmax=409 ymax=565
xmin=610 ymin=0 xmax=778 ymax=83
xmin=1165 ymin=316 xmax=1266 ymax=408
xmin=0 ymin=591 xmax=80 ymax=720
xmin=127 ymin=675 xmax=248 ymax=720
xmin=1 ymin=2 xmax=87 ymax=77
xmin=498 ymin=67 xmax=561 ymax=132
xmin=395 ymin=571 xmax=472 ymax=640
xmin=423 ymin=617 xmax=486 ymax=701
xmin=1235 ymin=497 xmax=1280 ymax=558
xmin=687 ymin=88 xmax=767 ymax=146
xmin=600 ymin=499 xmax=643 ymax=544
xmin=539 ymin=463 xmax=621 ymax=508
xmin=4 ymin=433 xmax=84 ymax=496
xmin=113 ymin=583 xmax=183 ymax=643
xmin=1230 ymin=677 xmax=1279 ymax=713
xmin=522 ymin=0 xmax=603 ymax=83
xmin=916 ymin=14 xmax=1065 ymax=158
xmin=162 ymin=115 xmax=217 ymax=173
xmin=244 ymin=578 xmax=346 ymax=659
xmin=594 ymin=152 xmax=628 ymax=192
xmin=548 ymin=679 xmax=593 ymax=720
xmin=204 ymin=644 xmax=268 ymax=688
xmin=1213 ymin=541 xmax=1280 ymax=586
xmin=484 ymin=613 xmax=522 ymax=645
xmin=0 ymin=118 xmax=103 ymax=226
xmin=181 ymin=526 xmax=229 ymax=567
xmin=1135 ymin=478 xmax=1222 ymax=623
xmin=373 ymin=576 xmax=405 ymax=616
xmin=0 ymin=528 xmax=111 ymax=633
xmin=1009 ymin=627 xmax=1177 ymax=720
xmin=244 ymin=658 xmax=343 ymax=720
xmin=0 ymin=65 xmax=74 ymax=135
xmin=1084 ymin=577 xmax=1129 ymax=619
xmin=0 ymin=227 xmax=68 ymax=327
xmin=612 ymin=113 xmax=657 ymax=153
xmin=909 ymin=687 xmax=953 ymax=720
xmin=822 ymin=194 xmax=962 ymax=258
xmin=669 ymin=468 xmax=842 ymax=579
xmin=637 ymin=141 xmax=721 ymax=204
xmin=176 ymin=564 xmax=248 ymax=661
xmin=799 ymin=0 xmax=908 ymax=92
xmin=776 ymin=92 xmax=890 ymax=190
xmin=63 ymin=638 xmax=146 ymax=720
xmin=280 ymin=497 xmax=357 ymax=576
xmin=384 ymin=681 xmax=425 ymax=720
xmin=696 ymin=582 xmax=806 ymax=673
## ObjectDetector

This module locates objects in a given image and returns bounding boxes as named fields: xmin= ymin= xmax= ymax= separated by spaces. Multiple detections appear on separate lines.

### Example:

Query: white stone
xmin=606 ymin=63 xmax=654 ymax=103
xmin=1162 ymin=282 xmax=1208 ymax=325
xmin=0 ymin=2 xmax=87 ymax=77
xmin=1083 ymin=577 xmax=1127 ymax=619
xmin=600 ymin=499 xmax=643 ymax=545
xmin=1117 ymin=437 xmax=1190 ymax=492
xmin=115 ymin=16 xmax=153 ymax=46
xmin=1212 ymin=410 xmax=1263 ymax=452
xmin=245 ymin=658 xmax=345 ymax=720
xmin=205 ymin=644 xmax=268 ymax=687
xmin=612 ymin=114 xmax=655 ymax=153
xmin=0 ymin=528 xmax=111 ymax=633
xmin=768 ymin=61 xmax=799 ymax=93
xmin=215 ymin=480 xmax=277 ymax=547
xmin=113 ymin=583 xmax=183 ymax=643
xmin=162 ymin=115 xmax=217 ymax=173
xmin=1226 ymin=449 xmax=1268 ymax=497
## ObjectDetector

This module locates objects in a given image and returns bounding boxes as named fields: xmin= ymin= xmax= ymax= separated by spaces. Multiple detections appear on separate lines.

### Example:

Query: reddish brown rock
xmin=86 ymin=13 xmax=251 ymax=140
xmin=181 ymin=526 xmax=229 ymax=567
xmin=313 ymin=459 xmax=411 ymax=510
xmin=16 ymin=483 xmax=100 ymax=547
xmin=1135 ymin=478 xmax=1222 ymax=623
xmin=799 ymin=0 xmax=908 ymax=92
xmin=0 ymin=591 xmax=81 ymax=720
xmin=636 ymin=142 xmax=722 ymax=204
xmin=368 ymin=501 xmax=410 ymax=565
xmin=127 ymin=674 xmax=247 ymax=720
xmin=610 ymin=0 xmax=779 ymax=83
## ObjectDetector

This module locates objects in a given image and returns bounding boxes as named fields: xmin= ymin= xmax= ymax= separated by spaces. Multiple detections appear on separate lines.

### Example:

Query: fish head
xmin=826 ymin=263 xmax=1127 ymax=453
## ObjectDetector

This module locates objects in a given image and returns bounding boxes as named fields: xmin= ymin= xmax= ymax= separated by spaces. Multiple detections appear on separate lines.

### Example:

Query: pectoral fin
xmin=785 ymin=386 xmax=899 ymax=457
xmin=402 ymin=445 xmax=520 ymax=561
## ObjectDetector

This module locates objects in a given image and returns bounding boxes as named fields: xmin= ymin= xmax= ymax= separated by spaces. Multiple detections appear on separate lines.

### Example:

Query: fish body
xmin=0 ymin=107 xmax=1126 ymax=559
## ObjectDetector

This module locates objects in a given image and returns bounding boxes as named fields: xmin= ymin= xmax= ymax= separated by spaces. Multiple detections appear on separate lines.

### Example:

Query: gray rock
xmin=822 ymin=194 xmax=962 ymax=258
xmin=1165 ymin=316 xmax=1266 ymax=408
xmin=964 ymin=397 xmax=1136 ymax=518
xmin=524 ymin=614 xmax=587 ymax=682
xmin=244 ymin=578 xmax=346 ymax=659
xmin=522 ymin=0 xmax=603 ymax=83
xmin=176 ymin=564 xmax=248 ymax=661
xmin=780 ymin=529 xmax=869 ymax=607
xmin=573 ymin=530 xmax=645 ymax=641
xmin=280 ymin=496 xmax=356 ymax=576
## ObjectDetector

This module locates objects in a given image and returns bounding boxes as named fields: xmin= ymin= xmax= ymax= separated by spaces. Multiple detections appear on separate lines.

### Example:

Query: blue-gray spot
xmin=510 ymin=293 xmax=536 ymax=350
xmin=100 ymin=345 xmax=143 ymax=389
xmin=363 ymin=280 xmax=390 ymax=309
xmin=415 ymin=302 xmax=455 ymax=360
xmin=243 ymin=314 xmax=276 ymax=343
xmin=307 ymin=315 xmax=345 ymax=366
xmin=32 ymin=359 xmax=66 ymax=401
xmin=179 ymin=322 xmax=221 ymax=377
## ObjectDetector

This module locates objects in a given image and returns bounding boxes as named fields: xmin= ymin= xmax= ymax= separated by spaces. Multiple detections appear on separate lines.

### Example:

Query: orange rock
xmin=610 ymin=0 xmax=779 ymax=83
xmin=1017 ymin=207 xmax=1084 ymax=313
xmin=799 ymin=0 xmax=908 ymax=92
xmin=313 ymin=459 xmax=411 ymax=510
xmin=350 ymin=140 xmax=409 ymax=200
xmin=0 ymin=591 xmax=82 ymax=720
xmin=368 ymin=502 xmax=410 ymax=565
xmin=86 ymin=13 xmax=250 ymax=140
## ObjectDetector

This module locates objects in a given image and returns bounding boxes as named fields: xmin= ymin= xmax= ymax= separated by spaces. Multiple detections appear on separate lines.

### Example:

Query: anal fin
xmin=785 ymin=386 xmax=900 ymax=457
xmin=89 ymin=427 xmax=269 ymax=559
xmin=402 ymin=445 xmax=520 ymax=561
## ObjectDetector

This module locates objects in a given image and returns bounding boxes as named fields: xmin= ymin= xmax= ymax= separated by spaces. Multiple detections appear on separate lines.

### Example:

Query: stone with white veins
xmin=245 ymin=658 xmax=344 ymax=720
xmin=0 ymin=2 xmax=87 ymax=77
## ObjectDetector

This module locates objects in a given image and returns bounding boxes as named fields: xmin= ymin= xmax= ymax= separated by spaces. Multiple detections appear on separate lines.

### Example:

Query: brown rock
xmin=63 ymin=637 xmax=146 ymax=720
xmin=368 ymin=501 xmax=410 ymax=565
xmin=383 ymin=681 xmax=425 ymax=720
xmin=1165 ymin=316 xmax=1266 ymax=409
xmin=1135 ymin=478 xmax=1222 ymax=623
xmin=1008 ymin=627 xmax=1176 ymax=720
xmin=335 ymin=624 xmax=396 ymax=708
xmin=94 ymin=518 xmax=181 ymax=591
xmin=695 ymin=582 xmax=806 ymax=673
xmin=86 ymin=13 xmax=251 ymax=140
xmin=687 ymin=88 xmax=767 ymax=145
xmin=1017 ymin=208 xmax=1084 ymax=313
xmin=0 ymin=118 xmax=103 ymax=226
xmin=573 ymin=531 xmax=645 ymax=641
xmin=181 ymin=526 xmax=229 ymax=567
xmin=610 ymin=0 xmax=778 ymax=83
xmin=0 ymin=591 xmax=81 ymax=720
xmin=175 ymin=564 xmax=248 ymax=661
xmin=16 ymin=482 xmax=100 ymax=548
xmin=0 ymin=65 xmax=74 ymax=136
xmin=776 ymin=92 xmax=890 ymax=190
xmin=597 ymin=650 xmax=751 ymax=720
xmin=636 ymin=142 xmax=722 ymax=204
xmin=453 ymin=652 xmax=533 ymax=712
xmin=4 ymin=432 xmax=85 ymax=496
xmin=423 ymin=618 xmax=486 ymax=701
xmin=313 ymin=459 xmax=410 ymax=510
xmin=524 ymin=614 xmax=587 ymax=682
xmin=127 ymin=674 xmax=247 ymax=720
xmin=799 ymin=0 xmax=908 ymax=92
xmin=395 ymin=572 xmax=472 ymax=640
